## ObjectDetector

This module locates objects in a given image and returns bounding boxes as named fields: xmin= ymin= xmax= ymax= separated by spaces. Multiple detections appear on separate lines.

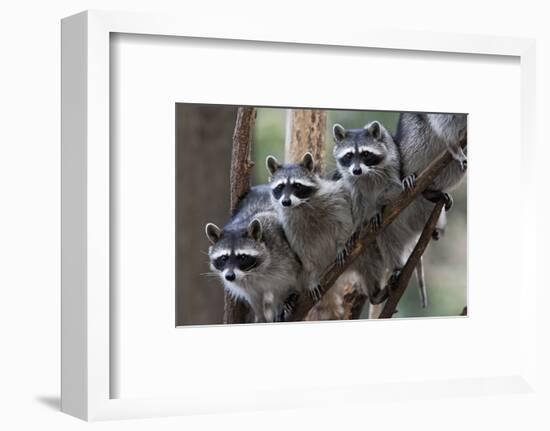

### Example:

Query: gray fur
xmin=396 ymin=112 xmax=467 ymax=193
xmin=267 ymin=153 xmax=356 ymax=301
xmin=390 ymin=113 xmax=467 ymax=305
xmin=205 ymin=185 xmax=301 ymax=323
xmin=332 ymin=121 xmax=419 ymax=304
xmin=395 ymin=112 xmax=467 ymax=246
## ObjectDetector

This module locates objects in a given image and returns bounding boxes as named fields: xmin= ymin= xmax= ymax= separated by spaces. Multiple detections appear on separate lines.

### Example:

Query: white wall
xmin=0 ymin=0 xmax=548 ymax=430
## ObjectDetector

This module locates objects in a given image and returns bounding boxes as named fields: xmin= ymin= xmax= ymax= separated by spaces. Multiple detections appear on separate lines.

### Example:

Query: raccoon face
xmin=266 ymin=153 xmax=319 ymax=208
xmin=205 ymin=220 xmax=266 ymax=283
xmin=332 ymin=122 xmax=388 ymax=178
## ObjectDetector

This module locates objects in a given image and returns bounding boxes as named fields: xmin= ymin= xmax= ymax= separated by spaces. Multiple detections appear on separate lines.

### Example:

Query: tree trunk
xmin=175 ymin=104 xmax=236 ymax=326
xmin=284 ymin=109 xmax=326 ymax=171
xmin=285 ymin=109 xmax=366 ymax=320
xmin=224 ymin=107 xmax=257 ymax=324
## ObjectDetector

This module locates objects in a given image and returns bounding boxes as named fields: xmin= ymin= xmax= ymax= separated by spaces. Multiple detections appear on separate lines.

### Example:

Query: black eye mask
xmin=362 ymin=152 xmax=384 ymax=166
xmin=235 ymin=254 xmax=258 ymax=271
xmin=292 ymin=182 xmax=315 ymax=199
xmin=338 ymin=152 xmax=354 ymax=168
xmin=213 ymin=253 xmax=258 ymax=272
xmin=272 ymin=181 xmax=317 ymax=202
xmin=338 ymin=151 xmax=384 ymax=170
xmin=213 ymin=255 xmax=229 ymax=270
xmin=272 ymin=183 xmax=284 ymax=200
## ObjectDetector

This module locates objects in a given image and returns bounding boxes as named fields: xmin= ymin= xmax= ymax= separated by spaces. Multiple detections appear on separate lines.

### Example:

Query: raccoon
xmin=205 ymin=185 xmax=301 ymax=323
xmin=396 ymin=113 xmax=467 ymax=219
xmin=332 ymin=121 xmax=427 ymax=309
xmin=266 ymin=152 xmax=366 ymax=314
xmin=398 ymin=113 xmax=467 ymax=188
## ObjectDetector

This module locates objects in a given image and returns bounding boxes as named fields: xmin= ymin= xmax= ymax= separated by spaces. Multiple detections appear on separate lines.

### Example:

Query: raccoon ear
xmin=247 ymin=219 xmax=262 ymax=241
xmin=332 ymin=123 xmax=346 ymax=143
xmin=205 ymin=223 xmax=221 ymax=244
xmin=365 ymin=121 xmax=382 ymax=140
xmin=301 ymin=152 xmax=314 ymax=172
xmin=266 ymin=156 xmax=281 ymax=175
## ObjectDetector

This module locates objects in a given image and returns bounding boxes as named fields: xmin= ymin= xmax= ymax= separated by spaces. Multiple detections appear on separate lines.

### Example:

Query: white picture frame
xmin=61 ymin=9 xmax=539 ymax=421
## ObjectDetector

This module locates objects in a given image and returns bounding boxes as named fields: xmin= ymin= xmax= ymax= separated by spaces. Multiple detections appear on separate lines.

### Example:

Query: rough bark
xmin=379 ymin=200 xmax=445 ymax=318
xmin=289 ymin=141 xmax=467 ymax=321
xmin=230 ymin=108 xmax=257 ymax=211
xmin=224 ymin=107 xmax=257 ymax=324
xmin=284 ymin=109 xmax=326 ymax=172
xmin=176 ymin=104 xmax=236 ymax=325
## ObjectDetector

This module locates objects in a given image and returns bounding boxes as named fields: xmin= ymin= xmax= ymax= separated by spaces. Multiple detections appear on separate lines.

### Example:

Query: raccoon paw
xmin=339 ymin=230 xmax=360 ymax=263
xmin=283 ymin=302 xmax=294 ymax=316
xmin=280 ymin=293 xmax=299 ymax=321
xmin=432 ymin=228 xmax=443 ymax=240
xmin=442 ymin=193 xmax=453 ymax=211
xmin=386 ymin=269 xmax=402 ymax=291
xmin=368 ymin=212 xmax=383 ymax=231
xmin=370 ymin=287 xmax=390 ymax=305
xmin=348 ymin=230 xmax=360 ymax=248
xmin=369 ymin=272 xmax=400 ymax=304
xmin=457 ymin=156 xmax=467 ymax=172
xmin=402 ymin=174 xmax=417 ymax=191
xmin=335 ymin=249 xmax=347 ymax=268
xmin=308 ymin=284 xmax=322 ymax=303
xmin=423 ymin=190 xmax=453 ymax=211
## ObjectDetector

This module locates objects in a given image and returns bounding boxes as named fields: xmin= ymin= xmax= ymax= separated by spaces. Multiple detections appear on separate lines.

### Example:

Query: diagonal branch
xmin=224 ymin=107 xmax=257 ymax=324
xmin=379 ymin=199 xmax=445 ymax=318
xmin=289 ymin=142 xmax=467 ymax=321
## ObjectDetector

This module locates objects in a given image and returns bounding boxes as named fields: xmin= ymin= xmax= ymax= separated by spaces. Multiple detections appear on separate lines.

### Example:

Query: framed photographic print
xmin=61 ymin=10 xmax=539 ymax=421
xmin=174 ymin=103 xmax=467 ymax=326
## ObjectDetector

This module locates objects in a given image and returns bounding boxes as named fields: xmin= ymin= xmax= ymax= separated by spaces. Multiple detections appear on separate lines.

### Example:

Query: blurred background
xmin=176 ymin=104 xmax=467 ymax=325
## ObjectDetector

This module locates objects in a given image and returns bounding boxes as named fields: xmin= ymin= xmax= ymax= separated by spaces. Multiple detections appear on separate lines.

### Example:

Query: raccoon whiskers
xmin=302 ymin=200 xmax=317 ymax=212
xmin=367 ymin=167 xmax=391 ymax=185
xmin=205 ymin=184 xmax=301 ymax=323
xmin=366 ymin=169 xmax=384 ymax=183
xmin=200 ymin=272 xmax=221 ymax=278
xmin=267 ymin=152 xmax=355 ymax=321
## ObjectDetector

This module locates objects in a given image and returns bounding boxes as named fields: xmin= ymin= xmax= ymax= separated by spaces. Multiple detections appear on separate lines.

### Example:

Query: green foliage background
xmin=251 ymin=108 xmax=467 ymax=318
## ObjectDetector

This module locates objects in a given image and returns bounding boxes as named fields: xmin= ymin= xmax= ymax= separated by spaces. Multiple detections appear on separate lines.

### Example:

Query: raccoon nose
xmin=225 ymin=271 xmax=236 ymax=282
xmin=352 ymin=167 xmax=362 ymax=175
xmin=281 ymin=199 xmax=291 ymax=207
